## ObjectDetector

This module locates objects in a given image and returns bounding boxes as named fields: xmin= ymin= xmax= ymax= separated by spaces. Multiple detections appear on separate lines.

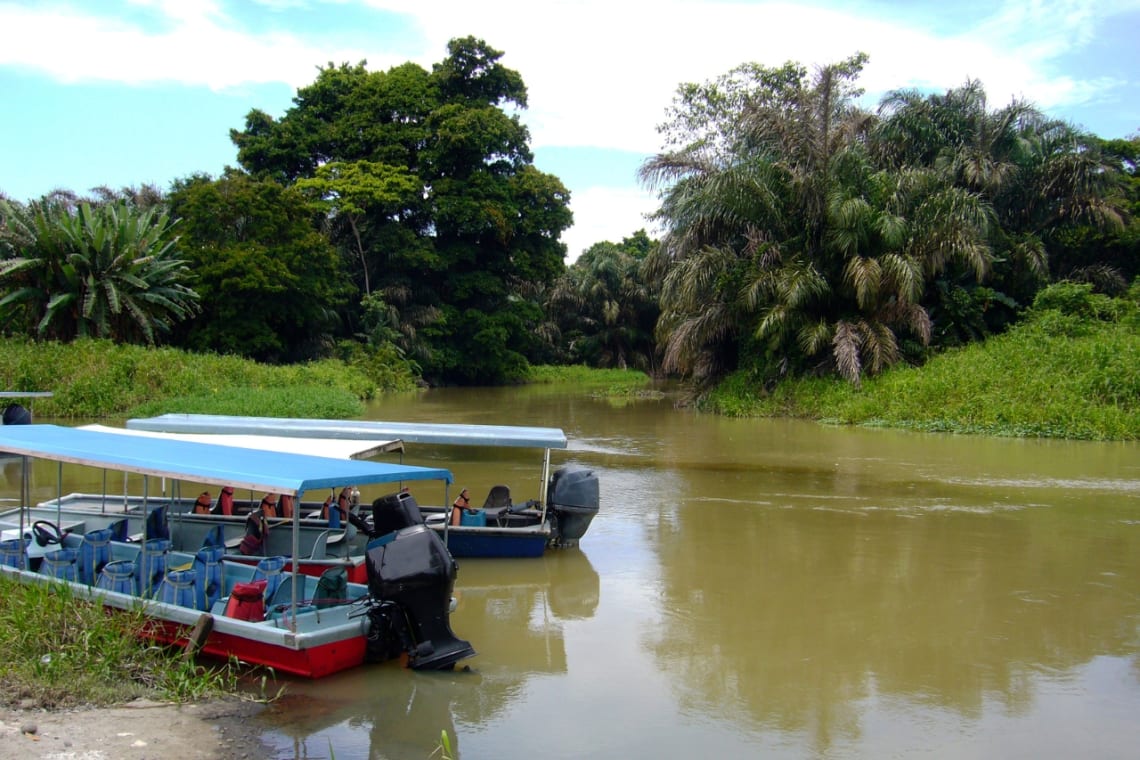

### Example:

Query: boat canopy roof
xmin=128 ymin=413 xmax=569 ymax=450
xmin=0 ymin=424 xmax=451 ymax=495
xmin=80 ymin=424 xmax=404 ymax=458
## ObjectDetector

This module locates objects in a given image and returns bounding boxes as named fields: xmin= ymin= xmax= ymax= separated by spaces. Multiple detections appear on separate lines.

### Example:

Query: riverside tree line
xmin=0 ymin=40 xmax=1136 ymax=392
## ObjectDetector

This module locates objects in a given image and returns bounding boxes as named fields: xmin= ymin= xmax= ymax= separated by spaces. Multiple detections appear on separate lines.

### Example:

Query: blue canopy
xmin=128 ymin=413 xmax=569 ymax=450
xmin=0 ymin=424 xmax=452 ymax=496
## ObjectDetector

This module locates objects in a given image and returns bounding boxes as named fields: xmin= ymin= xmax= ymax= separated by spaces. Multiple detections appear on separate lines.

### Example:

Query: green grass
xmin=703 ymin=289 xmax=1140 ymax=441
xmin=527 ymin=365 xmax=657 ymax=397
xmin=0 ymin=574 xmax=238 ymax=708
xmin=0 ymin=338 xmax=418 ymax=419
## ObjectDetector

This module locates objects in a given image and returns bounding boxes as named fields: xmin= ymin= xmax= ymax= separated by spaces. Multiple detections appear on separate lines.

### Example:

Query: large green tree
xmin=0 ymin=197 xmax=199 ymax=344
xmin=230 ymin=37 xmax=571 ymax=384
xmin=166 ymin=172 xmax=347 ymax=362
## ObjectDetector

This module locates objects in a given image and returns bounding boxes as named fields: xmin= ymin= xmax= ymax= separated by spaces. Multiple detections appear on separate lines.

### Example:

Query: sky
xmin=1 ymin=0 xmax=1139 ymax=262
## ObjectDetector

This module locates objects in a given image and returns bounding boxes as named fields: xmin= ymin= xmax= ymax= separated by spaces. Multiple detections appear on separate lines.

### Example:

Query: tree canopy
xmin=641 ymin=55 xmax=1131 ymax=388
xmin=230 ymin=36 xmax=571 ymax=384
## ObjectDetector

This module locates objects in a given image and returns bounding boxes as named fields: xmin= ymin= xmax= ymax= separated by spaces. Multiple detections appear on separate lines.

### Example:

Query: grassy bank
xmin=0 ymin=338 xmax=419 ymax=419
xmin=526 ymin=365 xmax=657 ymax=396
xmin=704 ymin=283 xmax=1140 ymax=441
xmin=0 ymin=574 xmax=236 ymax=708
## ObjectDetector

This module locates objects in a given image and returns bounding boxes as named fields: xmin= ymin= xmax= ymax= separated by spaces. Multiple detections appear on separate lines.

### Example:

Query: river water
xmin=12 ymin=387 xmax=1139 ymax=758
xmin=242 ymin=387 xmax=1140 ymax=759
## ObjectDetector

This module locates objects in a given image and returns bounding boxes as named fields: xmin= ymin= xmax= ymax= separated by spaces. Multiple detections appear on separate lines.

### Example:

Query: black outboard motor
xmin=371 ymin=491 xmax=425 ymax=534
xmin=547 ymin=466 xmax=600 ymax=546
xmin=2 ymin=404 xmax=31 ymax=425
xmin=363 ymin=524 xmax=475 ymax=670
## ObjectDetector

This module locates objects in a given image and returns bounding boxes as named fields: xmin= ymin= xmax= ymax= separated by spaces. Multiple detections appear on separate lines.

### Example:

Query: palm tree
xmin=642 ymin=55 xmax=889 ymax=385
xmin=0 ymin=199 xmax=200 ymax=344
xmin=548 ymin=241 xmax=659 ymax=371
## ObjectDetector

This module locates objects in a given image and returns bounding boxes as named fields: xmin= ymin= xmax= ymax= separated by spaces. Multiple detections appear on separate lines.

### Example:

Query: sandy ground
xmin=0 ymin=699 xmax=272 ymax=760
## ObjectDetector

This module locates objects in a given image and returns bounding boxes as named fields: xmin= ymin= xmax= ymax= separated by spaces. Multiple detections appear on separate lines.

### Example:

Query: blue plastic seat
xmin=136 ymin=538 xmax=170 ymax=596
xmin=194 ymin=544 xmax=226 ymax=608
xmin=78 ymin=529 xmax=112 ymax=585
xmin=40 ymin=547 xmax=78 ymax=582
xmin=145 ymin=505 xmax=169 ymax=542
xmin=201 ymin=524 xmax=225 ymax=550
xmin=158 ymin=568 xmax=204 ymax=609
xmin=96 ymin=560 xmax=137 ymax=595
xmin=251 ymin=555 xmax=288 ymax=603
xmin=0 ymin=538 xmax=24 ymax=569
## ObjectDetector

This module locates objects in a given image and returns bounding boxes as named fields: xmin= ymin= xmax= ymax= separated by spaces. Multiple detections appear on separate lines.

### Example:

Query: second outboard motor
xmin=547 ymin=465 xmax=600 ymax=546
xmin=2 ymin=404 xmax=31 ymax=425
xmin=363 ymin=524 xmax=475 ymax=670
xmin=369 ymin=491 xmax=425 ymax=536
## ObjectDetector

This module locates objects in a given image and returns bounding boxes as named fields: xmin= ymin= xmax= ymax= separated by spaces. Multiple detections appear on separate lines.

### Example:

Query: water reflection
xmin=642 ymin=460 xmax=1140 ymax=754
xmin=261 ymin=550 xmax=600 ymax=758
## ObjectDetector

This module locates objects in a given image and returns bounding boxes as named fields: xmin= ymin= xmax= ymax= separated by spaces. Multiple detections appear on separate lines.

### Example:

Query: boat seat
xmin=194 ymin=544 xmax=226 ymax=608
xmin=482 ymin=485 xmax=512 ymax=509
xmin=200 ymin=524 xmax=225 ymax=550
xmin=40 ymin=547 xmax=78 ymax=582
xmin=96 ymin=559 xmax=137 ymax=595
xmin=0 ymin=538 xmax=24 ymax=569
xmin=314 ymin=566 xmax=347 ymax=608
xmin=78 ymin=528 xmax=113 ymax=585
xmin=309 ymin=530 xmax=330 ymax=560
xmin=136 ymin=538 xmax=170 ymax=596
xmin=158 ymin=567 xmax=206 ymax=610
xmin=252 ymin=555 xmax=288 ymax=602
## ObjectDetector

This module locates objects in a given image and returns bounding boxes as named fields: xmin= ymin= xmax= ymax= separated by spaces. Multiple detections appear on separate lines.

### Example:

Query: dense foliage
xmin=640 ymin=55 xmax=1133 ymax=389
xmin=0 ymin=197 xmax=199 ymax=344
xmin=231 ymin=37 xmax=572 ymax=384
xmin=702 ymin=282 xmax=1140 ymax=440
xmin=166 ymin=171 xmax=348 ymax=363
xmin=546 ymin=230 xmax=661 ymax=371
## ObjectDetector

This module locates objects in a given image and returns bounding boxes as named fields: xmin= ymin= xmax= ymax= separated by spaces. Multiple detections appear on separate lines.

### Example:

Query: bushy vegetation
xmin=0 ymin=337 xmax=418 ymax=419
xmin=703 ymin=282 xmax=1140 ymax=440
xmin=527 ymin=364 xmax=656 ymax=396
xmin=0 ymin=574 xmax=236 ymax=707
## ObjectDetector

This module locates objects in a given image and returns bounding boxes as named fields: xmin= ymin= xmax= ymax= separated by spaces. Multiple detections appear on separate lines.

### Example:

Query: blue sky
xmin=2 ymin=0 xmax=1138 ymax=261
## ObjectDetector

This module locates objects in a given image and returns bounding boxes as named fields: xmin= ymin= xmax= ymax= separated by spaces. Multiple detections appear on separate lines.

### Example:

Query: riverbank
xmin=0 ymin=698 xmax=269 ymax=760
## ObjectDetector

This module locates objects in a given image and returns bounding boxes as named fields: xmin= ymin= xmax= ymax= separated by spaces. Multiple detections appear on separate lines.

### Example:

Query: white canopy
xmin=80 ymin=424 xmax=403 ymax=460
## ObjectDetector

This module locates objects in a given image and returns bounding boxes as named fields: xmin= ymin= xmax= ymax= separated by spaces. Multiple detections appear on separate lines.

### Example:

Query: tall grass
xmin=527 ymin=365 xmax=656 ymax=396
xmin=0 ymin=574 xmax=236 ymax=707
xmin=703 ymin=284 xmax=1140 ymax=441
xmin=0 ymin=338 xmax=418 ymax=419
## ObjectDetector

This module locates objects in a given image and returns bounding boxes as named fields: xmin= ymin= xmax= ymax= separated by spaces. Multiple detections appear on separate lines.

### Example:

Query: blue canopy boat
xmin=127 ymin=414 xmax=601 ymax=559
xmin=0 ymin=424 xmax=475 ymax=676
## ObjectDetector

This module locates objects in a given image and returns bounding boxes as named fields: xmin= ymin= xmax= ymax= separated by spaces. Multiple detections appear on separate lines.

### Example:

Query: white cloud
xmin=3 ymin=0 xmax=1135 ymax=254
xmin=4 ymin=1 xmax=1131 ymax=144
xmin=562 ymin=186 xmax=660 ymax=263
xmin=0 ymin=1 xmax=388 ymax=91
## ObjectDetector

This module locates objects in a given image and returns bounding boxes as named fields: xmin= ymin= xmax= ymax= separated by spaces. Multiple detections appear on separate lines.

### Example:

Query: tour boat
xmin=0 ymin=424 xmax=475 ymax=677
xmin=126 ymin=414 xmax=601 ymax=559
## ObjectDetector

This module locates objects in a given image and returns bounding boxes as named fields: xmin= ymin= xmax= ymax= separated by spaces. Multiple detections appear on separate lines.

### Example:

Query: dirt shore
xmin=0 ymin=698 xmax=272 ymax=760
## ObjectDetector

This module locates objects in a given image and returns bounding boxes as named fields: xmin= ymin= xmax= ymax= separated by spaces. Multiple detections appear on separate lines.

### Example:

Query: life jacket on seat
xmin=224 ymin=579 xmax=267 ymax=621
xmin=279 ymin=494 xmax=294 ymax=518
xmin=260 ymin=494 xmax=279 ymax=519
xmin=218 ymin=487 xmax=235 ymax=516
xmin=193 ymin=491 xmax=212 ymax=515
xmin=238 ymin=510 xmax=268 ymax=556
